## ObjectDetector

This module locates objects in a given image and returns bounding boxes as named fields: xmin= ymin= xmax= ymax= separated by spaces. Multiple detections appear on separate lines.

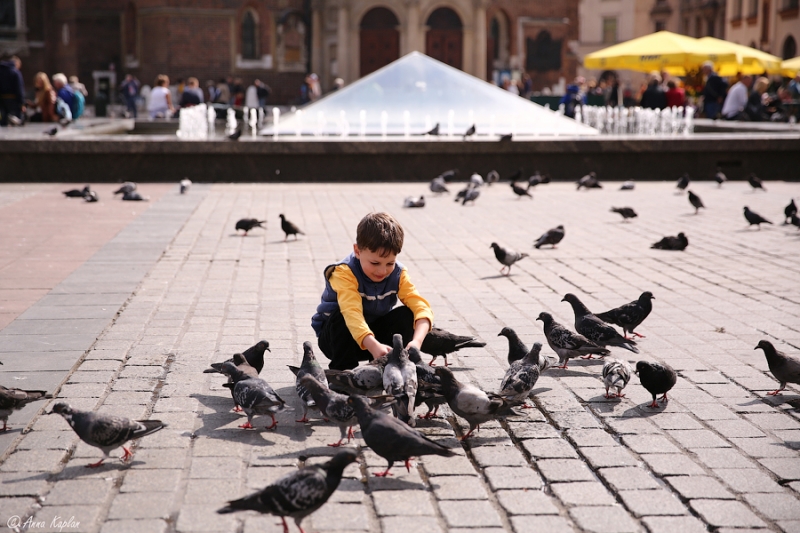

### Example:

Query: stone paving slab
xmin=0 ymin=181 xmax=799 ymax=533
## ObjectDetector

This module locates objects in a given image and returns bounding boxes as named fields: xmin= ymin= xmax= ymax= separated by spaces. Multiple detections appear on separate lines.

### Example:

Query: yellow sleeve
xmin=329 ymin=265 xmax=374 ymax=349
xmin=398 ymin=268 xmax=434 ymax=327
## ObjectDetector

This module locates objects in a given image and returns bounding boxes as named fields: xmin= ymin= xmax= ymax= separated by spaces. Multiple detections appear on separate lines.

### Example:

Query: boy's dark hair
xmin=356 ymin=212 xmax=404 ymax=256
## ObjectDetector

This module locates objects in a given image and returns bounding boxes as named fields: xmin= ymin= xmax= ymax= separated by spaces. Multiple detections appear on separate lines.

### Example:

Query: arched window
xmin=526 ymin=30 xmax=562 ymax=72
xmin=242 ymin=11 xmax=258 ymax=60
xmin=783 ymin=35 xmax=797 ymax=59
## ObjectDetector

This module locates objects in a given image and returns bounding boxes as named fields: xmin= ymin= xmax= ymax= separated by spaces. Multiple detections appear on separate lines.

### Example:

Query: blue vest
xmin=311 ymin=252 xmax=404 ymax=336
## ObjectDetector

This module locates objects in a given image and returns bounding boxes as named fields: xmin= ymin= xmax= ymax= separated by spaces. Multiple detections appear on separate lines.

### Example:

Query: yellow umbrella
xmin=782 ymin=56 xmax=800 ymax=77
xmin=583 ymin=31 xmax=737 ymax=74
xmin=698 ymin=37 xmax=783 ymax=76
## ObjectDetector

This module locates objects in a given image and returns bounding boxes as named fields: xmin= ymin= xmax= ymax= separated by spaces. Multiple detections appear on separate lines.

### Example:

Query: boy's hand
xmin=363 ymin=335 xmax=391 ymax=359
xmin=405 ymin=339 xmax=421 ymax=352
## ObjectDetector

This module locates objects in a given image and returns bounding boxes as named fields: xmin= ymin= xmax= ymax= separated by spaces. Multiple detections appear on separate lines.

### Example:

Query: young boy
xmin=311 ymin=212 xmax=433 ymax=370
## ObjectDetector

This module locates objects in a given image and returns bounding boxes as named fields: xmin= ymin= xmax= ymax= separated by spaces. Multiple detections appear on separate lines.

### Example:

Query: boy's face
xmin=353 ymin=245 xmax=396 ymax=283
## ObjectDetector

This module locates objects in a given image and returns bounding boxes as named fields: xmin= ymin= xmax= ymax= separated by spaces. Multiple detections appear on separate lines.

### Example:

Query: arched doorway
xmin=783 ymin=35 xmax=797 ymax=60
xmin=360 ymin=7 xmax=400 ymax=76
xmin=488 ymin=11 xmax=510 ymax=81
xmin=425 ymin=7 xmax=463 ymax=70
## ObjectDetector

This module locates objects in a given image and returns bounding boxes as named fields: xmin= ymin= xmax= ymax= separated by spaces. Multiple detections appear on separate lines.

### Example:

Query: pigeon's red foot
xmin=520 ymin=403 xmax=535 ymax=409
xmin=280 ymin=517 xmax=290 ymax=533
xmin=580 ymin=354 xmax=595 ymax=360
xmin=1 ymin=421 xmax=7 ymax=431
xmin=373 ymin=469 xmax=393 ymax=477
xmin=265 ymin=416 xmax=278 ymax=430
xmin=428 ymin=359 xmax=437 ymax=367
xmin=233 ymin=406 xmax=243 ymax=413
xmin=405 ymin=459 xmax=413 ymax=472
xmin=604 ymin=392 xmax=616 ymax=399
xmin=295 ymin=417 xmax=310 ymax=423
xmin=120 ymin=447 xmax=133 ymax=462
xmin=347 ymin=426 xmax=355 ymax=440
xmin=557 ymin=363 xmax=569 ymax=369
xmin=631 ymin=332 xmax=645 ymax=338
xmin=767 ymin=389 xmax=783 ymax=396
xmin=444 ymin=360 xmax=450 ymax=367
xmin=648 ymin=400 xmax=660 ymax=408
xmin=616 ymin=393 xmax=627 ymax=398
xmin=239 ymin=422 xmax=254 ymax=429
xmin=659 ymin=393 xmax=669 ymax=402
xmin=86 ymin=459 xmax=105 ymax=468
xmin=327 ymin=440 xmax=344 ymax=448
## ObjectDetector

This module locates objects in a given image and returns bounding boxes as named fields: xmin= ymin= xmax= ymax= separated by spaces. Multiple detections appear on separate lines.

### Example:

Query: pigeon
xmin=217 ymin=448 xmax=359 ymax=532
xmin=403 ymin=196 xmax=425 ymax=208
xmin=619 ymin=181 xmax=635 ymax=190
xmin=498 ymin=342 xmax=543 ymax=408
xmin=651 ymin=232 xmax=688 ymax=251
xmin=506 ymin=168 xmax=523 ymax=182
xmin=49 ymin=402 xmax=165 ymax=467
xmin=754 ymin=340 xmax=800 ymax=396
xmin=113 ymin=182 xmax=136 ymax=195
xmin=347 ymin=394 xmax=454 ymax=476
xmin=235 ymin=218 xmax=266 ymax=235
xmin=486 ymin=170 xmax=500 ymax=185
xmin=463 ymin=124 xmax=476 ymax=140
xmin=602 ymin=358 xmax=632 ymax=398
xmin=43 ymin=126 xmax=58 ymax=136
xmin=83 ymin=190 xmax=99 ymax=202
xmin=744 ymin=206 xmax=772 ymax=228
xmin=490 ymin=242 xmax=528 ymax=276
xmin=63 ymin=185 xmax=90 ymax=198
xmin=383 ymin=334 xmax=418 ymax=426
xmin=217 ymin=362 xmax=287 ymax=429
xmin=676 ymin=173 xmax=690 ymax=190
xmin=498 ymin=133 xmax=512 ymax=142
xmin=511 ymin=181 xmax=533 ymax=198
xmin=528 ymin=172 xmax=551 ymax=187
xmin=437 ymin=169 xmax=458 ymax=181
xmin=425 ymin=123 xmax=440 ymax=136
xmin=785 ymin=199 xmax=797 ymax=224
xmin=434 ymin=366 xmax=514 ymax=440
xmin=791 ymin=214 xmax=800 ymax=230
xmin=422 ymin=327 xmax=486 ymax=366
xmin=470 ymin=173 xmax=485 ymax=187
xmin=595 ymin=291 xmax=655 ymax=339
xmin=122 ymin=191 xmax=148 ymax=201
xmin=206 ymin=352 xmax=259 ymax=382
xmin=713 ymin=168 xmax=727 ymax=187
xmin=454 ymin=185 xmax=471 ymax=202
xmin=430 ymin=176 xmax=449 ymax=194
xmin=687 ymin=190 xmax=704 ymax=214
xmin=407 ymin=346 xmax=446 ymax=419
xmin=461 ymin=186 xmax=480 ymax=206
xmin=0 ymin=386 xmax=49 ymax=431
xmin=562 ymin=293 xmax=639 ymax=354
xmin=498 ymin=327 xmax=529 ymax=365
xmin=325 ymin=360 xmax=385 ymax=396
xmin=636 ymin=361 xmax=677 ymax=408
xmin=298 ymin=375 xmax=357 ymax=446
xmin=534 ymin=225 xmax=565 ymax=249
xmin=577 ymin=172 xmax=601 ymax=189
xmin=611 ymin=207 xmax=637 ymax=220
xmin=279 ymin=214 xmax=305 ymax=241
xmin=228 ymin=128 xmax=242 ymax=141
xmin=537 ymin=312 xmax=610 ymax=368
xmin=748 ymin=173 xmax=766 ymax=191
xmin=205 ymin=340 xmax=271 ymax=377
xmin=289 ymin=342 xmax=329 ymax=423
xmin=180 ymin=178 xmax=192 ymax=194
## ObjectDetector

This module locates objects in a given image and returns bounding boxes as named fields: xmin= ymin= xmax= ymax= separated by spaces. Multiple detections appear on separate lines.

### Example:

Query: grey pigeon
xmin=217 ymin=362 xmax=287 ymax=430
xmin=791 ymin=214 xmax=800 ymax=230
xmin=744 ymin=206 xmax=772 ymax=228
xmin=407 ymin=346 xmax=446 ymax=419
xmin=651 ymin=232 xmax=688 ymax=251
xmin=83 ymin=190 xmax=99 ymax=202
xmin=619 ymin=181 xmax=635 ymax=190
xmin=434 ymin=367 xmax=514 ymax=440
xmin=636 ymin=361 xmax=677 ymax=408
xmin=498 ymin=342 xmax=543 ymax=408
xmin=602 ymin=358 xmax=632 ymax=398
xmin=470 ymin=173 xmax=485 ymax=186
xmin=498 ymin=133 xmax=513 ymax=142
xmin=748 ymin=173 xmax=766 ymax=191
xmin=235 ymin=218 xmax=266 ymax=235
xmin=611 ymin=207 xmax=637 ymax=220
xmin=562 ymin=293 xmax=639 ymax=354
xmin=113 ymin=182 xmax=137 ymax=195
xmin=498 ymin=327 xmax=529 ymax=365
xmin=714 ymin=168 xmax=727 ymax=187
xmin=676 ymin=173 xmax=690 ymax=190
xmin=422 ymin=327 xmax=486 ymax=366
xmin=63 ymin=185 xmax=90 ymax=198
xmin=0 ymin=386 xmax=49 ymax=431
xmin=687 ymin=190 xmax=704 ymax=214
xmin=529 ymin=171 xmax=551 ymax=188
xmin=438 ymin=169 xmax=458 ymax=181
xmin=347 ymin=395 xmax=454 ymax=476
xmin=463 ymin=124 xmax=476 ymax=140
xmin=289 ymin=341 xmax=329 ymax=423
xmin=534 ymin=225 xmax=565 ymax=249
xmin=44 ymin=126 xmax=58 ymax=136
xmin=511 ymin=181 xmax=532 ymax=198
xmin=403 ymin=195 xmax=425 ymax=208
xmin=180 ymin=178 xmax=192 ymax=194
xmin=490 ymin=242 xmax=528 ymax=276
xmin=577 ymin=172 xmax=601 ymax=189
xmin=784 ymin=199 xmax=797 ymax=224
xmin=50 ymin=402 xmax=165 ymax=467
xmin=462 ymin=186 xmax=480 ymax=205
xmin=537 ymin=312 xmax=610 ymax=368
xmin=279 ymin=214 xmax=305 ymax=241
xmin=122 ymin=191 xmax=148 ymax=201
xmin=325 ymin=361 xmax=385 ymax=396
xmin=486 ymin=170 xmax=500 ymax=185
xmin=430 ymin=176 xmax=449 ymax=194
xmin=217 ymin=449 xmax=359 ymax=531
xmin=755 ymin=340 xmax=800 ymax=396
xmin=205 ymin=340 xmax=270 ymax=377
xmin=382 ymin=334 xmax=418 ymax=426
xmin=206 ymin=352 xmax=258 ymax=380
xmin=595 ymin=291 xmax=655 ymax=339
xmin=425 ymin=123 xmax=440 ymax=136
xmin=454 ymin=184 xmax=471 ymax=202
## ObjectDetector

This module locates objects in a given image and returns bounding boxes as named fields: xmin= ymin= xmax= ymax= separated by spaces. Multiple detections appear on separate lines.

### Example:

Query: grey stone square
xmin=712 ymin=468 xmax=784 ymax=493
xmin=429 ymin=475 xmax=488 ymax=500
xmin=690 ymin=500 xmax=767 ymax=528
xmin=536 ymin=459 xmax=595 ymax=482
xmin=568 ymin=506 xmax=641 ymax=533
xmin=743 ymin=493 xmax=800 ymax=520
xmin=483 ymin=466 xmax=542 ymax=490
xmin=550 ymin=482 xmax=618 ymax=506
xmin=598 ymin=467 xmax=660 ymax=491
xmin=581 ymin=447 xmax=639 ymax=468
xmin=641 ymin=516 xmax=709 ymax=533
xmin=639 ymin=454 xmax=706 ymax=476
xmin=664 ymin=476 xmax=735 ymax=499
xmin=621 ymin=435 xmax=681 ymax=454
xmin=617 ymin=490 xmax=688 ymax=517
xmin=521 ymin=438 xmax=579 ymax=459
xmin=372 ymin=490 xmax=435 ymax=516
xmin=495 ymin=489 xmax=560 ymax=515
xmin=380 ymin=516 xmax=443 ymax=533
xmin=438 ymin=500 xmax=504 ymax=528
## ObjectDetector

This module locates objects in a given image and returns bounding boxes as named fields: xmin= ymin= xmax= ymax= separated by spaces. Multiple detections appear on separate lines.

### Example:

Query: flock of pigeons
xmin=61 ymin=179 xmax=193 ymax=202
xmin=234 ymin=214 xmax=306 ymax=240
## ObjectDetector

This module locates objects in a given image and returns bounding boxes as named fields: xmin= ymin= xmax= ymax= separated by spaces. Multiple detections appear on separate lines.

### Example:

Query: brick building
xmin=2 ymin=0 xmax=580 ymax=104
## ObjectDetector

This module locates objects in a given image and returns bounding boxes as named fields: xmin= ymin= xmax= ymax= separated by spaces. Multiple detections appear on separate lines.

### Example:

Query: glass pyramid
xmin=261 ymin=52 xmax=598 ymax=138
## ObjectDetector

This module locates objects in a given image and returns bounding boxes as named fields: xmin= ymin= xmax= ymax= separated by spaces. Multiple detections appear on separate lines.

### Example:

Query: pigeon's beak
xmin=266 ymin=347 xmax=271 ymax=352
xmin=560 ymin=297 xmax=566 ymax=302
xmin=753 ymin=346 xmax=758 ymax=350
xmin=497 ymin=332 xmax=502 ymax=336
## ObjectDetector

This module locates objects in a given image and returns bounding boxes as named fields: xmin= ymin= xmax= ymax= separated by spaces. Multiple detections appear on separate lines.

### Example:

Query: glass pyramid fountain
xmin=261 ymin=52 xmax=598 ymax=138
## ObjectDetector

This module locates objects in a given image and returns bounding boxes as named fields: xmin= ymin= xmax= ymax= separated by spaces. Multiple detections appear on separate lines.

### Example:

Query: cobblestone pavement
xmin=0 ymin=180 xmax=799 ymax=533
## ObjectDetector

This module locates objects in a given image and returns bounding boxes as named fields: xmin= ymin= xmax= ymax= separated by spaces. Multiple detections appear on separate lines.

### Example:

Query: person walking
xmin=0 ymin=54 xmax=25 ymax=126
xmin=119 ymin=74 xmax=140 ymax=118
xmin=701 ymin=61 xmax=728 ymax=119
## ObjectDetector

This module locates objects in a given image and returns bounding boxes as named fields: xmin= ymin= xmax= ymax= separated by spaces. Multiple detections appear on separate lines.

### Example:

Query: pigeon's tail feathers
xmin=287 ymin=365 xmax=301 ymax=377
xmin=133 ymin=420 xmax=167 ymax=439
xmin=454 ymin=338 xmax=487 ymax=350
xmin=217 ymin=492 xmax=273 ymax=515
xmin=594 ymin=310 xmax=617 ymax=324
xmin=607 ymin=338 xmax=639 ymax=354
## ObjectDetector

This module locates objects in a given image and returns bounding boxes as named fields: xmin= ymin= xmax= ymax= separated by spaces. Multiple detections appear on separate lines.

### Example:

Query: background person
xmin=147 ymin=74 xmax=174 ymax=119
xmin=0 ymin=54 xmax=25 ymax=126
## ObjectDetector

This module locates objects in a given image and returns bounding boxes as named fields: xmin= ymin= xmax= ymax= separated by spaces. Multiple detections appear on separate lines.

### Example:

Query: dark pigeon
xmin=784 ymin=199 xmax=797 ymax=224
xmin=791 ymin=214 xmax=800 ymax=230
xmin=205 ymin=340 xmax=270 ymax=377
xmin=511 ymin=181 xmax=532 ymax=198
xmin=50 ymin=402 xmax=165 ymax=467
xmin=602 ymin=358 xmax=632 ymax=398
xmin=577 ymin=172 xmax=601 ymax=190
xmin=528 ymin=171 xmax=550 ymax=188
xmin=651 ymin=232 xmax=688 ymax=251
xmin=83 ymin=190 xmax=99 ymax=202
xmin=754 ymin=340 xmax=800 ymax=396
xmin=217 ymin=362 xmax=287 ymax=430
xmin=636 ymin=361 xmax=677 ymax=408
xmin=63 ymin=185 xmax=90 ymax=198
xmin=422 ymin=327 xmax=486 ymax=366
xmin=537 ymin=312 xmax=609 ymax=368
xmin=713 ymin=168 xmax=727 ymax=187
xmin=461 ymin=186 xmax=480 ymax=206
xmin=506 ymin=167 xmax=523 ymax=182
xmin=687 ymin=190 xmax=704 ymax=214
xmin=430 ymin=176 xmax=449 ymax=194
xmin=611 ymin=207 xmax=638 ymax=220
xmin=407 ymin=346 xmax=446 ymax=419
xmin=498 ymin=133 xmax=512 ymax=142
xmin=383 ymin=334 xmax=418 ymax=426
xmin=425 ymin=123 xmax=440 ymax=136
xmin=744 ymin=206 xmax=772 ymax=228
xmin=490 ymin=242 xmax=528 ymax=276
xmin=534 ymin=225 xmax=565 ymax=249
xmin=347 ymin=395 xmax=454 ymax=476
xmin=434 ymin=366 xmax=514 ymax=440
xmin=44 ymin=126 xmax=58 ymax=136
xmin=486 ymin=170 xmax=500 ymax=185
xmin=235 ymin=218 xmax=266 ymax=235
xmin=595 ymin=291 xmax=655 ymax=339
xmin=454 ymin=185 xmax=471 ymax=202
xmin=0 ymin=386 xmax=49 ymax=431
xmin=463 ymin=124 xmax=476 ymax=140
xmin=676 ymin=173 xmax=690 ymax=190
xmin=498 ymin=327 xmax=529 ymax=365
xmin=289 ymin=341 xmax=328 ymax=423
xmin=748 ymin=173 xmax=766 ymax=191
xmin=113 ymin=182 xmax=136 ymax=195
xmin=324 ymin=361 xmax=385 ymax=396
xmin=438 ymin=169 xmax=458 ymax=181
xmin=217 ymin=448 xmax=359 ymax=532
xmin=498 ymin=342 xmax=542 ymax=408
xmin=122 ymin=191 xmax=148 ymax=201
xmin=279 ymin=214 xmax=305 ymax=241
xmin=562 ymin=293 xmax=639 ymax=354
xmin=228 ymin=128 xmax=242 ymax=141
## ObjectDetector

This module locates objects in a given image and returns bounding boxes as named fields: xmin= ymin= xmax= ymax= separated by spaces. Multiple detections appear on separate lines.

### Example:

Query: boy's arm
xmin=328 ymin=265 xmax=381 ymax=352
xmin=397 ymin=269 xmax=434 ymax=349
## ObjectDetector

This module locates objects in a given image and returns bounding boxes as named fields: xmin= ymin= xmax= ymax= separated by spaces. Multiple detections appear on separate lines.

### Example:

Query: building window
xmin=0 ymin=0 xmax=15 ymax=27
xmin=655 ymin=21 xmax=666 ymax=31
xmin=602 ymin=18 xmax=617 ymax=44
xmin=748 ymin=0 xmax=758 ymax=17
xmin=784 ymin=35 xmax=797 ymax=58
xmin=783 ymin=0 xmax=799 ymax=9
xmin=526 ymin=30 xmax=562 ymax=71
xmin=695 ymin=16 xmax=702 ymax=36
xmin=734 ymin=0 xmax=744 ymax=17
xmin=242 ymin=11 xmax=258 ymax=59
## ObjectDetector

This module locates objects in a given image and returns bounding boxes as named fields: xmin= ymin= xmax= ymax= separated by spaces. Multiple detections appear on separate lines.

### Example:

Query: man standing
xmin=721 ymin=75 xmax=752 ymax=120
xmin=119 ymin=74 xmax=140 ymax=118
xmin=701 ymin=61 xmax=728 ymax=119
xmin=0 ymin=55 xmax=25 ymax=126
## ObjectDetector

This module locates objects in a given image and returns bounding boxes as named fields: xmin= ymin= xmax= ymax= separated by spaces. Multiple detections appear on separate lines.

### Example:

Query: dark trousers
xmin=0 ymin=98 xmax=21 ymax=126
xmin=318 ymin=306 xmax=415 ymax=370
